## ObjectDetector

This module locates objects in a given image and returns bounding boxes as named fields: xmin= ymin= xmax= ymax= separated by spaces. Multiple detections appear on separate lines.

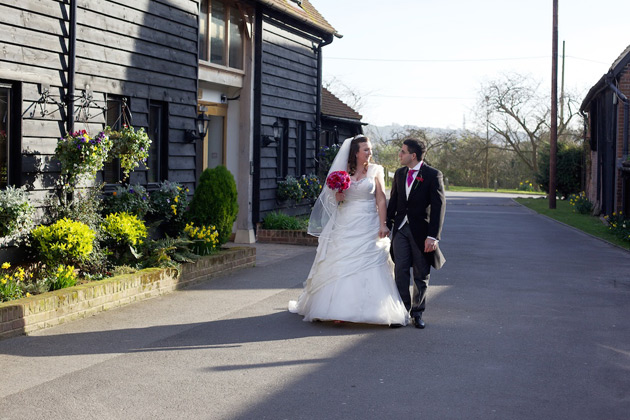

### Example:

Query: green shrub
xmin=276 ymin=176 xmax=303 ymax=202
xmin=262 ymin=211 xmax=308 ymax=230
xmin=299 ymin=174 xmax=322 ymax=201
xmin=536 ymin=142 xmax=583 ymax=198
xmin=47 ymin=264 xmax=78 ymax=291
xmin=0 ymin=186 xmax=35 ymax=240
xmin=32 ymin=218 xmax=95 ymax=266
xmin=101 ymin=212 xmax=148 ymax=264
xmin=187 ymin=166 xmax=238 ymax=245
xmin=149 ymin=180 xmax=189 ymax=235
xmin=102 ymin=184 xmax=150 ymax=218
xmin=140 ymin=237 xmax=197 ymax=269
xmin=568 ymin=191 xmax=593 ymax=214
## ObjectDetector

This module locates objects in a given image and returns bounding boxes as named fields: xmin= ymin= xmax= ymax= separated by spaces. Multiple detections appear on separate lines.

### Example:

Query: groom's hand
xmin=424 ymin=238 xmax=438 ymax=253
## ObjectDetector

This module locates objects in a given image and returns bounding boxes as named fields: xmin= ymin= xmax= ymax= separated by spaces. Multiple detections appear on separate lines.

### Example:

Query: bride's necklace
xmin=351 ymin=163 xmax=368 ymax=182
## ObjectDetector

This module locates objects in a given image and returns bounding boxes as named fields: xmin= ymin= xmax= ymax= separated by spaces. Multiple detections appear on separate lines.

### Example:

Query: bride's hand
xmin=378 ymin=225 xmax=390 ymax=238
xmin=335 ymin=191 xmax=345 ymax=202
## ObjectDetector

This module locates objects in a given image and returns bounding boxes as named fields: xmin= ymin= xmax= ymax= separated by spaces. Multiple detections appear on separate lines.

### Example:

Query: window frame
xmin=199 ymin=0 xmax=245 ymax=70
xmin=0 ymin=80 xmax=22 ymax=188
xmin=147 ymin=100 xmax=169 ymax=184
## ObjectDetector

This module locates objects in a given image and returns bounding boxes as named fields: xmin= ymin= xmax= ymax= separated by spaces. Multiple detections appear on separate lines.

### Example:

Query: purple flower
xmin=129 ymin=188 xmax=135 ymax=194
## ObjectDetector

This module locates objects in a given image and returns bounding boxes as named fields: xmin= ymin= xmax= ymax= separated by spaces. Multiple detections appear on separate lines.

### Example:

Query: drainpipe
xmin=315 ymin=33 xmax=336 ymax=150
xmin=66 ymin=0 xmax=77 ymax=134
xmin=605 ymin=76 xmax=629 ymax=157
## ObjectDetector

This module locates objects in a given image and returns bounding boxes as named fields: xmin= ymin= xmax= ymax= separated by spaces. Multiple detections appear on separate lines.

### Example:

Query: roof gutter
xmin=256 ymin=0 xmax=341 ymax=38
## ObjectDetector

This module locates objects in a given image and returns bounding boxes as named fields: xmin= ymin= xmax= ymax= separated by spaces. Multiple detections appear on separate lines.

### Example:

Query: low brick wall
xmin=0 ymin=246 xmax=255 ymax=340
xmin=256 ymin=224 xmax=318 ymax=246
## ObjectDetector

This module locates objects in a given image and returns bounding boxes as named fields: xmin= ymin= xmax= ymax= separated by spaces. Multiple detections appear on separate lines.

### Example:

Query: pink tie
xmin=407 ymin=169 xmax=416 ymax=187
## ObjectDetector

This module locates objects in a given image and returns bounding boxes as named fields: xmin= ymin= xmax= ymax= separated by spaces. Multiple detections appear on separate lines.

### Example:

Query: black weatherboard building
xmin=0 ymin=0 xmax=342 ymax=253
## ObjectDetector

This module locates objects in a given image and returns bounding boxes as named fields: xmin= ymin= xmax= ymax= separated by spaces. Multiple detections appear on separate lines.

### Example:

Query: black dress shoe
xmin=413 ymin=316 xmax=425 ymax=329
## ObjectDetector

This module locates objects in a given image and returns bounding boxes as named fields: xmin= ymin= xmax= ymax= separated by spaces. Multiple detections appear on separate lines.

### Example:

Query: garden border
xmin=0 ymin=246 xmax=255 ymax=340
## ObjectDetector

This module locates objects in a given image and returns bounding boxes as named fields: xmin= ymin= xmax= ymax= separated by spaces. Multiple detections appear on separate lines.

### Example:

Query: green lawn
xmin=515 ymin=197 xmax=630 ymax=250
xmin=449 ymin=186 xmax=545 ymax=195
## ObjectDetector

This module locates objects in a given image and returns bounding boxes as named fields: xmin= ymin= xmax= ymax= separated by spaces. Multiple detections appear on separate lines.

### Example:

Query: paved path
xmin=1 ymin=193 xmax=629 ymax=419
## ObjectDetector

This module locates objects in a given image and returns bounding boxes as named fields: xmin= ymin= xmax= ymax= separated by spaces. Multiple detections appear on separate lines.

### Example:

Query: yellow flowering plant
xmin=604 ymin=211 xmax=630 ymax=242
xmin=47 ymin=264 xmax=78 ymax=291
xmin=298 ymin=173 xmax=322 ymax=201
xmin=568 ymin=191 xmax=593 ymax=215
xmin=101 ymin=212 xmax=148 ymax=264
xmin=32 ymin=218 xmax=96 ymax=267
xmin=184 ymin=222 xmax=219 ymax=256
xmin=148 ymin=180 xmax=188 ymax=234
xmin=0 ymin=262 xmax=26 ymax=302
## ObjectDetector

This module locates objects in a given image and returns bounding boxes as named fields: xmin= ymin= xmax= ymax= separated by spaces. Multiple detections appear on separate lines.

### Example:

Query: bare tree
xmin=323 ymin=76 xmax=370 ymax=112
xmin=476 ymin=72 xmax=580 ymax=173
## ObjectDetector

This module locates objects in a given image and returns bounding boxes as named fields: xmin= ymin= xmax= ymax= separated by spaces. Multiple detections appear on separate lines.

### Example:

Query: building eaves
xmin=581 ymin=44 xmax=630 ymax=111
xmin=255 ymin=0 xmax=339 ymax=37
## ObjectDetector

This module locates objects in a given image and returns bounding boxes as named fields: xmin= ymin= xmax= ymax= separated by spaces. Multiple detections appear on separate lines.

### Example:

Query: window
xmin=147 ymin=101 xmax=168 ymax=183
xmin=0 ymin=85 xmax=10 ymax=188
xmin=0 ymin=82 xmax=20 ymax=188
xmin=199 ymin=0 xmax=244 ymax=70
xmin=103 ymin=96 xmax=127 ymax=184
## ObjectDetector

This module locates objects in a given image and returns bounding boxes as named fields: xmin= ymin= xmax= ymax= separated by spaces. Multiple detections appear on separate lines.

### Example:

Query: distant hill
xmin=364 ymin=124 xmax=464 ymax=141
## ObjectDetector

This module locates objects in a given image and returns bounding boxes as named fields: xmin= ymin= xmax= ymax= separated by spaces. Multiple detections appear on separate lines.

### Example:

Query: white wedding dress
xmin=289 ymin=165 xmax=409 ymax=326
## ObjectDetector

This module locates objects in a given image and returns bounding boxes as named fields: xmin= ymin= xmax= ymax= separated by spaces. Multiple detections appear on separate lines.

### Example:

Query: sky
xmin=312 ymin=0 xmax=630 ymax=131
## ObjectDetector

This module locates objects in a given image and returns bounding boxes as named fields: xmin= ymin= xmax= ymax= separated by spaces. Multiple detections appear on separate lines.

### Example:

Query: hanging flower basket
xmin=106 ymin=125 xmax=152 ymax=180
xmin=55 ymin=129 xmax=113 ymax=188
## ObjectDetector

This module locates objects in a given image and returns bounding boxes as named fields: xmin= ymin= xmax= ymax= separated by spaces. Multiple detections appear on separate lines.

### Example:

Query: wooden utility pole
xmin=549 ymin=0 xmax=558 ymax=209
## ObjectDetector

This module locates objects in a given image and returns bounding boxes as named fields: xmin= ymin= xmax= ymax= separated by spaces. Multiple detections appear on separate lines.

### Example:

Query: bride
xmin=289 ymin=135 xmax=409 ymax=326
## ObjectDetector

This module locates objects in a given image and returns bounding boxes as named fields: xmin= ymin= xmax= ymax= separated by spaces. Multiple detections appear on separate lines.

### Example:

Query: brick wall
xmin=256 ymin=224 xmax=318 ymax=246
xmin=0 ymin=247 xmax=255 ymax=340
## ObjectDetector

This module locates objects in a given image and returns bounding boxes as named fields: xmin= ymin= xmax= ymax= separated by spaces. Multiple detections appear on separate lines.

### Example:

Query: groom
xmin=387 ymin=138 xmax=446 ymax=329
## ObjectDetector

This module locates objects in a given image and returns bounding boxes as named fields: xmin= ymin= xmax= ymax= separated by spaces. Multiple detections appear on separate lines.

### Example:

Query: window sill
xmin=199 ymin=61 xmax=245 ymax=88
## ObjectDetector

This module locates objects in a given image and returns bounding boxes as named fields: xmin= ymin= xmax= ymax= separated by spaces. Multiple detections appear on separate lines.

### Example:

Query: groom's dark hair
xmin=403 ymin=138 xmax=426 ymax=161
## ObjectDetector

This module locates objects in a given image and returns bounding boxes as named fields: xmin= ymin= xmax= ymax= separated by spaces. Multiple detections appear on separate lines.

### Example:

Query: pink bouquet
xmin=326 ymin=170 xmax=351 ymax=192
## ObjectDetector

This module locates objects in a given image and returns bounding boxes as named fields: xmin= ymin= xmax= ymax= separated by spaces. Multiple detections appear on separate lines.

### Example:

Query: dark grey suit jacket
xmin=386 ymin=163 xmax=446 ymax=269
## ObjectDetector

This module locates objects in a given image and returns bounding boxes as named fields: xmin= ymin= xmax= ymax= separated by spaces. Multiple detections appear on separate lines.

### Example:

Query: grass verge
xmin=449 ymin=186 xmax=545 ymax=195
xmin=515 ymin=197 xmax=630 ymax=251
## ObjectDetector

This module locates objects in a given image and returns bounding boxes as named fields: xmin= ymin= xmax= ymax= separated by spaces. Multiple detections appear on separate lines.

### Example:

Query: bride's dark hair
xmin=347 ymin=135 xmax=369 ymax=175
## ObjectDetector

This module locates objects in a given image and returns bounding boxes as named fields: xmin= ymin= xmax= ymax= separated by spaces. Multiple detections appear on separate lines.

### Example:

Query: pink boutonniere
xmin=412 ymin=174 xmax=424 ymax=190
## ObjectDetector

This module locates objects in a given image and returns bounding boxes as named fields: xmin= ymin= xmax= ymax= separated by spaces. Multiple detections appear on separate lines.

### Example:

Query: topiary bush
xmin=187 ymin=165 xmax=238 ymax=246
xmin=31 ymin=218 xmax=96 ymax=267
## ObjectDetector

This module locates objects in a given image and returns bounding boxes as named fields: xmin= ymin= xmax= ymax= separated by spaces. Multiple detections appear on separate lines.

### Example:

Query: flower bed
xmin=0 ymin=247 xmax=255 ymax=340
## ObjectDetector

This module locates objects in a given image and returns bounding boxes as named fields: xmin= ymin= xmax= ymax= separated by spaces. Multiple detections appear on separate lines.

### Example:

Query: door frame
xmin=200 ymin=102 xmax=228 ymax=170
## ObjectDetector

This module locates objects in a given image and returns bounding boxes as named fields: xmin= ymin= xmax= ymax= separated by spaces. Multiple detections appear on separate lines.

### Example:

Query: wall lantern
xmin=186 ymin=107 xmax=210 ymax=142
xmin=262 ymin=121 xmax=281 ymax=147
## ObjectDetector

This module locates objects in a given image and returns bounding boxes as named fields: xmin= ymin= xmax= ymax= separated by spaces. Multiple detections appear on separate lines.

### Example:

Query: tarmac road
xmin=1 ymin=192 xmax=629 ymax=419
